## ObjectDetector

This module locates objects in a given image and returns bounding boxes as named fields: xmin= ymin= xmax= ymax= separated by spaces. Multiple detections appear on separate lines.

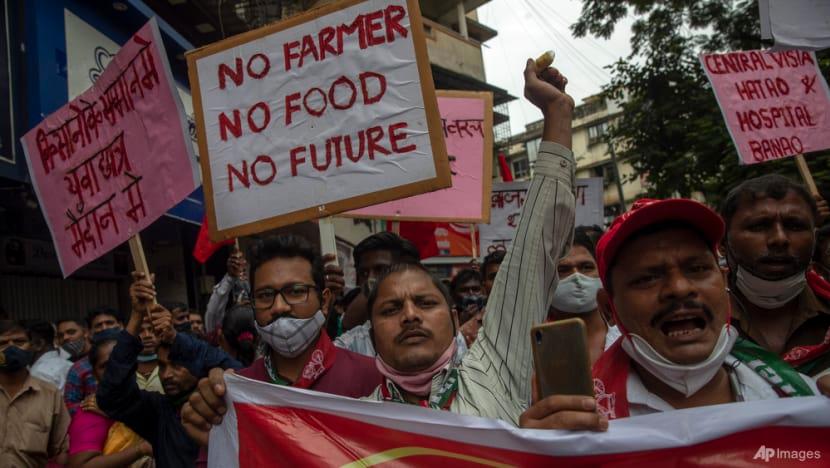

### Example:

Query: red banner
xmin=209 ymin=374 xmax=830 ymax=467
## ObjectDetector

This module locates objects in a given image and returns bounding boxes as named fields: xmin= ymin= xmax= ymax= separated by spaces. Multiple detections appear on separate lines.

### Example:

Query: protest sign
xmin=209 ymin=374 xmax=830 ymax=467
xmin=20 ymin=19 xmax=197 ymax=277
xmin=187 ymin=0 xmax=450 ymax=241
xmin=479 ymin=178 xmax=603 ymax=256
xmin=700 ymin=49 xmax=830 ymax=165
xmin=347 ymin=90 xmax=493 ymax=222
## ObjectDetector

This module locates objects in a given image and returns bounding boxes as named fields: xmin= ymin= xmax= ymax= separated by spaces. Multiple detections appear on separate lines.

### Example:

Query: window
xmin=512 ymin=158 xmax=530 ymax=179
xmin=588 ymin=122 xmax=609 ymax=144
xmin=525 ymin=137 xmax=541 ymax=163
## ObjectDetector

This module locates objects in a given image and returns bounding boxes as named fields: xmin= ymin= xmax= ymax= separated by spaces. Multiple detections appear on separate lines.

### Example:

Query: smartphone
xmin=531 ymin=318 xmax=594 ymax=399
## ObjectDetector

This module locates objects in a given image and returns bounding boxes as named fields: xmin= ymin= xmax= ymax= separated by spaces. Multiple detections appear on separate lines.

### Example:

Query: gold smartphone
xmin=531 ymin=318 xmax=594 ymax=399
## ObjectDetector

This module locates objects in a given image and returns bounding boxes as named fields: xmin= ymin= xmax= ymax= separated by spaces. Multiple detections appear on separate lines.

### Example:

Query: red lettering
xmin=219 ymin=110 xmax=242 ymax=141
xmin=360 ymin=71 xmax=387 ymax=105
xmin=246 ymin=53 xmax=270 ymax=79
xmin=228 ymin=160 xmax=249 ymax=192
xmin=304 ymin=88 xmax=327 ymax=117
xmin=749 ymin=140 xmax=765 ymax=162
xmin=251 ymin=155 xmax=277 ymax=185
xmin=337 ymin=15 xmax=366 ymax=53
xmin=283 ymin=41 xmax=301 ymax=71
xmin=218 ymin=58 xmax=244 ymax=90
xmin=366 ymin=125 xmax=389 ymax=159
xmin=364 ymin=10 xmax=385 ymax=46
xmin=389 ymin=122 xmax=415 ymax=153
xmin=285 ymin=92 xmax=302 ymax=125
xmin=329 ymin=76 xmax=357 ymax=110
xmin=331 ymin=135 xmax=343 ymax=167
xmin=318 ymin=26 xmax=337 ymax=60
xmin=384 ymin=5 xmax=408 ymax=42
xmin=343 ymin=132 xmax=365 ymax=163
xmin=299 ymin=35 xmax=319 ymax=68
xmin=290 ymin=147 xmax=306 ymax=176
xmin=247 ymin=102 xmax=271 ymax=133
xmin=310 ymin=142 xmax=331 ymax=171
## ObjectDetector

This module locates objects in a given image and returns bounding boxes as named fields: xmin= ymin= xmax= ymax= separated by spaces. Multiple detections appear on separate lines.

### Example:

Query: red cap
xmin=595 ymin=198 xmax=724 ymax=289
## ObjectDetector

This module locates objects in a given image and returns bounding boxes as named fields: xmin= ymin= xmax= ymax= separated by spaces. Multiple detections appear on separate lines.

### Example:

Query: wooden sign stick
xmin=794 ymin=154 xmax=820 ymax=197
xmin=319 ymin=217 xmax=339 ymax=266
xmin=469 ymin=223 xmax=478 ymax=259
xmin=127 ymin=234 xmax=156 ymax=317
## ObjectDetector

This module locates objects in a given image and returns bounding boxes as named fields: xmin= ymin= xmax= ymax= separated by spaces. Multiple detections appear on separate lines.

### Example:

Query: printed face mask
xmin=551 ymin=273 xmax=602 ymax=314
xmin=256 ymin=310 xmax=325 ymax=358
xmin=61 ymin=338 xmax=87 ymax=359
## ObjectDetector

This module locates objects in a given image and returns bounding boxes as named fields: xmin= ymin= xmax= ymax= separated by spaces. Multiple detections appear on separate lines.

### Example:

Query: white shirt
xmin=29 ymin=349 xmax=73 ymax=391
xmin=626 ymin=355 xmax=820 ymax=417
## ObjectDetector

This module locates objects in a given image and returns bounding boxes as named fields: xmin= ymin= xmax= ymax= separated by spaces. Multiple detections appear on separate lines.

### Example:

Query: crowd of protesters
xmin=1 ymin=58 xmax=829 ymax=467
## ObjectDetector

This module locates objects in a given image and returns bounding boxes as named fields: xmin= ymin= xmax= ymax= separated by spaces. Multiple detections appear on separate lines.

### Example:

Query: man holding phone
xmin=521 ymin=198 xmax=819 ymax=431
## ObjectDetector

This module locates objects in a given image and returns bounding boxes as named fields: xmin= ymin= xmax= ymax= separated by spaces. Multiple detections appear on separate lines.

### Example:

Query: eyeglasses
xmin=253 ymin=284 xmax=318 ymax=309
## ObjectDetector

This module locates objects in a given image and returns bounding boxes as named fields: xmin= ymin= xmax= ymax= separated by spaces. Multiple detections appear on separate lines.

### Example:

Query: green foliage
xmin=573 ymin=0 xmax=829 ymax=205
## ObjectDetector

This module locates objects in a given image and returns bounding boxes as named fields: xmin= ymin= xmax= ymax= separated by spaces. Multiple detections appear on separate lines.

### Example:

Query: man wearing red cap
xmin=520 ymin=199 xmax=818 ymax=431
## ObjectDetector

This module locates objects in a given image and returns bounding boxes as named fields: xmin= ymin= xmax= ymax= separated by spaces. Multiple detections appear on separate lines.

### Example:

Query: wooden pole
xmin=469 ymin=223 xmax=478 ymax=259
xmin=391 ymin=221 xmax=400 ymax=235
xmin=127 ymin=234 xmax=156 ymax=310
xmin=794 ymin=154 xmax=820 ymax=197
xmin=318 ymin=216 xmax=339 ymax=266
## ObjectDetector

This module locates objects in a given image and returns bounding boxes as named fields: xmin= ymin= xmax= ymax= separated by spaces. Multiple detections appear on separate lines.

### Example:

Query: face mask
xmin=255 ymin=310 xmax=325 ymax=358
xmin=460 ymin=295 xmax=486 ymax=310
xmin=621 ymin=324 xmax=738 ymax=397
xmin=174 ymin=322 xmax=193 ymax=333
xmin=735 ymin=266 xmax=806 ymax=309
xmin=551 ymin=273 xmax=602 ymax=314
xmin=361 ymin=277 xmax=378 ymax=298
xmin=137 ymin=353 xmax=158 ymax=363
xmin=0 ymin=346 xmax=34 ymax=372
xmin=61 ymin=338 xmax=87 ymax=359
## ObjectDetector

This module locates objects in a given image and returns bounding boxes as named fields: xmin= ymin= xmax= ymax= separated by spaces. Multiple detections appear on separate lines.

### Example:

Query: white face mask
xmin=551 ymin=273 xmax=602 ymax=314
xmin=255 ymin=310 xmax=325 ymax=358
xmin=735 ymin=266 xmax=806 ymax=309
xmin=621 ymin=324 xmax=738 ymax=397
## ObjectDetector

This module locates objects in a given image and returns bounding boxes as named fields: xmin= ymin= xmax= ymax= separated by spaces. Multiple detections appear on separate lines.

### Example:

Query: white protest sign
xmin=187 ymin=0 xmax=449 ymax=240
xmin=479 ymin=178 xmax=603 ymax=256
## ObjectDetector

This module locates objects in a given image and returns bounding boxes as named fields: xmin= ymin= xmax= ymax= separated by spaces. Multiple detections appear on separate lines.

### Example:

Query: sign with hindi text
xmin=347 ymin=90 xmax=493 ymax=222
xmin=479 ymin=178 xmax=603 ymax=257
xmin=187 ymin=0 xmax=449 ymax=241
xmin=700 ymin=49 xmax=830 ymax=165
xmin=20 ymin=19 xmax=197 ymax=277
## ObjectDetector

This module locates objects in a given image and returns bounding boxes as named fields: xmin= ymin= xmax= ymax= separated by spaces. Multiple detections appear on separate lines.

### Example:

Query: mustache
xmin=394 ymin=324 xmax=432 ymax=344
xmin=650 ymin=299 xmax=714 ymax=328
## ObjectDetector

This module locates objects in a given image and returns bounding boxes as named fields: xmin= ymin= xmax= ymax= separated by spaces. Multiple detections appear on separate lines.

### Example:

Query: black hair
xmin=352 ymin=232 xmax=420 ymax=270
xmin=605 ymin=221 xmax=714 ymax=294
xmin=24 ymin=320 xmax=55 ymax=348
xmin=720 ymin=174 xmax=818 ymax=231
xmin=248 ymin=234 xmax=325 ymax=293
xmin=222 ymin=303 xmax=257 ymax=367
xmin=367 ymin=263 xmax=454 ymax=317
xmin=88 ymin=329 xmax=121 ymax=370
xmin=0 ymin=320 xmax=28 ymax=339
xmin=573 ymin=226 xmax=598 ymax=258
xmin=84 ymin=306 xmax=124 ymax=329
xmin=482 ymin=250 xmax=506 ymax=274
xmin=449 ymin=268 xmax=481 ymax=296
xmin=581 ymin=224 xmax=605 ymax=247
xmin=161 ymin=302 xmax=189 ymax=313
xmin=56 ymin=317 xmax=86 ymax=329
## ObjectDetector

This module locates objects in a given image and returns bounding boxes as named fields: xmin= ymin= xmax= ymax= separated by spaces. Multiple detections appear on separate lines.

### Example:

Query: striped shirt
xmin=367 ymin=141 xmax=575 ymax=425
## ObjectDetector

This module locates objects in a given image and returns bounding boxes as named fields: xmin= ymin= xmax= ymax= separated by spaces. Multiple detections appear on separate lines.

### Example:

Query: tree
xmin=573 ymin=0 xmax=829 ymax=205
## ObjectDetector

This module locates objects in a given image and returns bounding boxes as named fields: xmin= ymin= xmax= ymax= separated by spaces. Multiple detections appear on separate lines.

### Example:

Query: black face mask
xmin=174 ymin=322 xmax=192 ymax=333
xmin=0 ymin=346 xmax=33 ymax=372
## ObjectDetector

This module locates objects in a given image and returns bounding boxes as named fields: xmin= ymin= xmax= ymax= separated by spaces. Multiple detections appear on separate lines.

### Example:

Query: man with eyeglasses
xmin=181 ymin=234 xmax=382 ymax=446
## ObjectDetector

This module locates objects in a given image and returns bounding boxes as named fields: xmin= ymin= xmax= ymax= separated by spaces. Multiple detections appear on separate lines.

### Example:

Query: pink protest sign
xmin=345 ymin=91 xmax=493 ymax=222
xmin=700 ymin=49 xmax=830 ymax=165
xmin=20 ymin=19 xmax=197 ymax=277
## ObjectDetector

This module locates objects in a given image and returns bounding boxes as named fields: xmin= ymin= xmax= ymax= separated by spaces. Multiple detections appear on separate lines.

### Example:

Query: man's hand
xmin=182 ymin=367 xmax=230 ymax=447
xmin=227 ymin=248 xmax=248 ymax=281
xmin=149 ymin=305 xmax=176 ymax=344
xmin=524 ymin=59 xmax=574 ymax=148
xmin=459 ymin=309 xmax=484 ymax=346
xmin=816 ymin=195 xmax=829 ymax=225
xmin=129 ymin=271 xmax=156 ymax=316
xmin=81 ymin=394 xmax=106 ymax=417
xmin=519 ymin=394 xmax=608 ymax=431
xmin=322 ymin=253 xmax=345 ymax=297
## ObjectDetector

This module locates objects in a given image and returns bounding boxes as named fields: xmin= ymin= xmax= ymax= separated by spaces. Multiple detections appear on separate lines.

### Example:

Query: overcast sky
xmin=478 ymin=0 xmax=635 ymax=135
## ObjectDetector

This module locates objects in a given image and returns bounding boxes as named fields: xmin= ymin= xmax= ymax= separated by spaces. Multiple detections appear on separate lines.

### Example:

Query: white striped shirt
xmin=368 ymin=141 xmax=575 ymax=425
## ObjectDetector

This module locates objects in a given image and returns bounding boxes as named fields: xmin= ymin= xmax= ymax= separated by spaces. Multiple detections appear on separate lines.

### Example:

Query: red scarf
xmin=780 ymin=270 xmax=830 ymax=368
xmin=591 ymin=338 xmax=630 ymax=420
xmin=265 ymin=331 xmax=337 ymax=389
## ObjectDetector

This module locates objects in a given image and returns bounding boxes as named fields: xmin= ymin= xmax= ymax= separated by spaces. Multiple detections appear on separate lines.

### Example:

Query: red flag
xmin=193 ymin=215 xmax=234 ymax=263
xmin=498 ymin=153 xmax=513 ymax=182
xmin=388 ymin=220 xmax=440 ymax=259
